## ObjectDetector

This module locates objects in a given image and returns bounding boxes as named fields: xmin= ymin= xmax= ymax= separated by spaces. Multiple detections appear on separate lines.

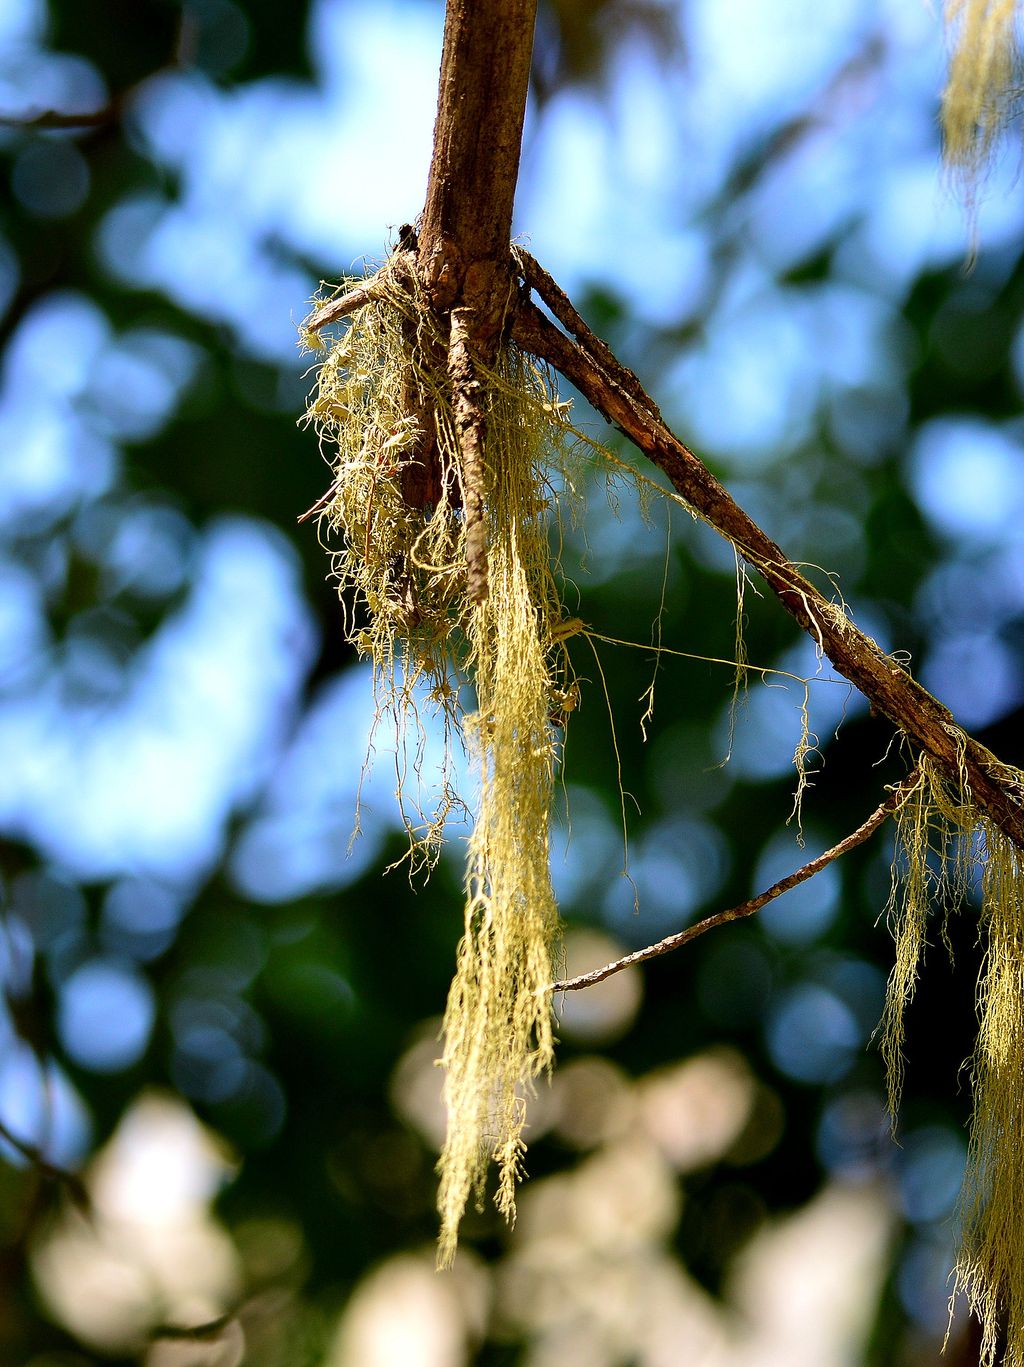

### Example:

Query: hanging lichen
xmin=942 ymin=0 xmax=1022 ymax=202
xmin=954 ymin=817 xmax=1024 ymax=1367
xmin=300 ymin=252 xmax=871 ymax=1272
xmin=302 ymin=263 xmax=467 ymax=864
xmin=436 ymin=355 xmax=569 ymax=1265
xmin=301 ymin=257 xmax=580 ymax=1262
xmin=878 ymin=754 xmax=973 ymax=1117
xmin=880 ymin=747 xmax=1024 ymax=1364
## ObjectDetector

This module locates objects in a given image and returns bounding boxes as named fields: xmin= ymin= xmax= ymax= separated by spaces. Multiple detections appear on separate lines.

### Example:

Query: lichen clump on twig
xmin=942 ymin=0 xmax=1022 ymax=203
xmin=301 ymin=257 xmax=580 ymax=1262
xmin=881 ymin=749 xmax=1024 ymax=1365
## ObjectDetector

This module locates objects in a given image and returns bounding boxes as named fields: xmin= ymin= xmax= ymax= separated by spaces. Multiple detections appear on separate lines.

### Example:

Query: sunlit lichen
xmin=301 ymin=259 xmax=581 ymax=1262
xmin=942 ymin=0 xmax=1022 ymax=209
xmin=880 ymin=747 xmax=1024 ymax=1364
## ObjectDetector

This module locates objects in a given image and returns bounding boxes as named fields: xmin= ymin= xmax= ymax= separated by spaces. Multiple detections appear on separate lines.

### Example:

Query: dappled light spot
xmin=922 ymin=631 xmax=1022 ymax=729
xmin=146 ymin=1317 xmax=245 ymax=1367
xmin=637 ymin=1048 xmax=756 ymax=1173
xmin=87 ymin=330 xmax=203 ymax=444
xmin=169 ymin=988 xmax=272 ymax=1124
xmin=389 ymin=1024 xmax=447 ymax=1154
xmin=10 ymin=869 xmax=87 ymax=953
xmin=0 ymin=1044 xmax=91 ymax=1168
xmin=551 ymin=1057 xmax=635 ymax=1151
xmin=5 ymin=290 xmax=110 ymax=399
xmin=916 ymin=544 xmax=1024 ymax=637
xmin=233 ymin=1215 xmax=307 ymax=1287
xmin=325 ymin=1249 xmax=489 ymax=1367
xmin=30 ymin=1093 xmax=239 ymax=1355
xmin=227 ymin=667 xmax=403 ymax=902
xmin=58 ymin=960 xmax=155 ymax=1073
xmin=910 ymin=417 xmax=1024 ymax=542
xmin=497 ymin=1136 xmax=711 ymax=1361
xmin=602 ymin=814 xmax=731 ymax=942
xmin=0 ymin=517 xmax=316 ymax=881
xmin=766 ymin=983 xmax=859 ymax=1084
xmin=514 ymin=1133 xmax=681 ymax=1255
xmin=670 ymin=289 xmax=819 ymax=467
xmin=549 ymin=784 xmax=620 ymax=905
xmin=11 ymin=139 xmax=89 ymax=219
xmin=895 ymin=1124 xmax=966 ymax=1226
xmin=729 ymin=1182 xmax=893 ymax=1363
xmin=0 ymin=46 xmax=106 ymax=122
xmin=389 ymin=1021 xmax=559 ymax=1158
xmin=899 ymin=1231 xmax=963 ymax=1332
xmin=102 ymin=877 xmax=188 ymax=962
xmin=815 ymin=1089 xmax=890 ymax=1179
xmin=555 ymin=929 xmax=642 ymax=1043
xmin=755 ymin=828 xmax=841 ymax=944
xmin=207 ymin=1061 xmax=287 ymax=1147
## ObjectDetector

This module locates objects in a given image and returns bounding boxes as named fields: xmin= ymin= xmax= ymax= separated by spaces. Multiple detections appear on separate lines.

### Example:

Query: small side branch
xmin=0 ymin=1116 xmax=90 ymax=1214
xmin=0 ymin=107 xmax=116 ymax=130
xmin=552 ymin=779 xmax=911 ymax=992
xmin=303 ymin=281 xmax=384 ymax=335
xmin=516 ymin=249 xmax=657 ymax=417
xmin=448 ymin=308 xmax=489 ymax=603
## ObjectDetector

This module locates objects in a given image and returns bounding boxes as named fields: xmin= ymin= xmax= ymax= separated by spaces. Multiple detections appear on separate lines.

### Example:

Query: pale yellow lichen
xmin=942 ymin=0 xmax=1022 ymax=205
xmin=878 ymin=758 xmax=970 ymax=1116
xmin=952 ymin=821 xmax=1024 ymax=1367
xmin=880 ymin=747 xmax=1024 ymax=1364
xmin=436 ymin=359 xmax=567 ymax=1261
xmin=301 ymin=263 xmax=579 ymax=1263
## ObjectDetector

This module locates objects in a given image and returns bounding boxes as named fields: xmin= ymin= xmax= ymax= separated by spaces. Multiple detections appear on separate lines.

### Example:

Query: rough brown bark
xmin=418 ymin=0 xmax=537 ymax=359
xmin=448 ymin=307 xmax=489 ymax=602
xmin=411 ymin=0 xmax=536 ymax=586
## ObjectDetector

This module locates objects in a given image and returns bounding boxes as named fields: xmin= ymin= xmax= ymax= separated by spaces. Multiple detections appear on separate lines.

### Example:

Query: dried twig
xmin=0 ymin=107 xmax=116 ymax=130
xmin=515 ymin=249 xmax=657 ymax=416
xmin=303 ymin=281 xmax=384 ymax=335
xmin=0 ymin=1116 xmax=90 ymax=1213
xmin=552 ymin=776 xmax=913 ymax=991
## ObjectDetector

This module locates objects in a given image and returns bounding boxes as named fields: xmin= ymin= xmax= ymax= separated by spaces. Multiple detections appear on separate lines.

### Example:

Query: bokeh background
xmin=1 ymin=1 xmax=1023 ymax=1363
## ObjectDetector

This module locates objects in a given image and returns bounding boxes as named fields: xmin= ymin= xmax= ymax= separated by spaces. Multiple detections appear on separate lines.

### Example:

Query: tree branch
xmin=512 ymin=297 xmax=1024 ymax=851
xmin=298 ymin=3 xmax=1024 ymax=856
xmin=515 ymin=249 xmax=658 ymax=416
xmin=417 ymin=0 xmax=537 ymax=358
xmin=303 ymin=279 xmax=386 ymax=334
xmin=552 ymin=778 xmax=910 ymax=992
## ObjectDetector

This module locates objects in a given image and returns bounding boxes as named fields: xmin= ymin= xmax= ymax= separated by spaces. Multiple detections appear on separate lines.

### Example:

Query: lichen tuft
xmin=942 ymin=0 xmax=1022 ymax=210
xmin=301 ymin=260 xmax=579 ymax=1262
xmin=880 ymin=749 xmax=1024 ymax=1363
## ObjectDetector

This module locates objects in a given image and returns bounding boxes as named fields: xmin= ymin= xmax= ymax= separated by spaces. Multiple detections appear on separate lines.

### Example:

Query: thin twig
xmin=297 ymin=479 xmax=341 ymax=524
xmin=0 ymin=107 xmax=116 ymax=129
xmin=448 ymin=307 xmax=489 ymax=602
xmin=515 ymin=249 xmax=658 ymax=417
xmin=151 ymin=1313 xmax=238 ymax=1343
xmin=303 ymin=281 xmax=382 ymax=334
xmin=551 ymin=776 xmax=913 ymax=992
xmin=0 ymin=1116 xmax=90 ymax=1213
